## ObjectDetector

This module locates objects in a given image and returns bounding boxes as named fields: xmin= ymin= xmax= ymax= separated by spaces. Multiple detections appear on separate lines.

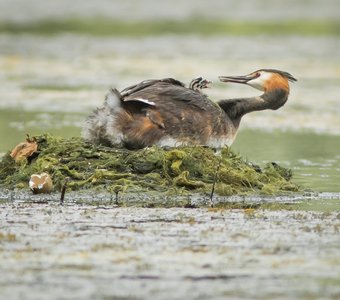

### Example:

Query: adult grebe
xmin=82 ymin=69 xmax=296 ymax=149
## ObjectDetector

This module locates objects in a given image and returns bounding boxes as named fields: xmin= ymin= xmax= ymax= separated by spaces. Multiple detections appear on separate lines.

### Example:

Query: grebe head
xmin=219 ymin=69 xmax=297 ymax=93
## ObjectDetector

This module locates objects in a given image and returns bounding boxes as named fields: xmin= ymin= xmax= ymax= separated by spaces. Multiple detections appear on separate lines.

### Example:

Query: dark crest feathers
xmin=257 ymin=69 xmax=297 ymax=82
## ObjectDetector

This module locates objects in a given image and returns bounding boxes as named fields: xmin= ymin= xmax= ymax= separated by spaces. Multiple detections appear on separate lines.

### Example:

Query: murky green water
xmin=233 ymin=130 xmax=340 ymax=193
xmin=0 ymin=109 xmax=82 ymax=150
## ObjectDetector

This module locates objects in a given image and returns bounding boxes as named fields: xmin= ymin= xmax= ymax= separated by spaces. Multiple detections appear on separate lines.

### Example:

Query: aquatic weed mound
xmin=0 ymin=134 xmax=299 ymax=196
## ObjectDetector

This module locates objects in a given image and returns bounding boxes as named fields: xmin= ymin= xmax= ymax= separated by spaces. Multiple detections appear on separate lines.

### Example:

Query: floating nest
xmin=0 ymin=134 xmax=299 ymax=197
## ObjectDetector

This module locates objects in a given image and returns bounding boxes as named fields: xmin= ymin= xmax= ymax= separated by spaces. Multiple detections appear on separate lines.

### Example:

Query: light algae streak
xmin=0 ymin=19 xmax=339 ymax=36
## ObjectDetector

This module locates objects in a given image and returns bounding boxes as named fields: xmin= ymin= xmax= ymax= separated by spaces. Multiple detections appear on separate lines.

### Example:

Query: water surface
xmin=233 ymin=129 xmax=340 ymax=193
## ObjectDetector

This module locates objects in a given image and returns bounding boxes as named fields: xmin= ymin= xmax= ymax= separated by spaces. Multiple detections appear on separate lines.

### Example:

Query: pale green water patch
xmin=22 ymin=83 xmax=93 ymax=91
xmin=233 ymin=129 xmax=340 ymax=193
xmin=0 ymin=109 xmax=84 ymax=153
xmin=291 ymin=198 xmax=340 ymax=212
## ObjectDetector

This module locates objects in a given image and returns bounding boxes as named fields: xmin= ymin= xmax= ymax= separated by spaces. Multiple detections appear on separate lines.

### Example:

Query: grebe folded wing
xmin=121 ymin=78 xmax=185 ymax=98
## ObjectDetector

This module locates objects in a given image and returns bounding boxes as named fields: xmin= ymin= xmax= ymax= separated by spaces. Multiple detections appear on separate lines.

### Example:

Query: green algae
xmin=0 ymin=134 xmax=300 ymax=197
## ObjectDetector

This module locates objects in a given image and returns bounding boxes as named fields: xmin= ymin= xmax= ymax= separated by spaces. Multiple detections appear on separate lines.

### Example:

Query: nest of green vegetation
xmin=0 ymin=134 xmax=299 ymax=197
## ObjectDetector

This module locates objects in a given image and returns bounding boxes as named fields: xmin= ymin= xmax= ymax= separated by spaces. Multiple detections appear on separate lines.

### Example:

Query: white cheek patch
xmin=248 ymin=72 xmax=272 ymax=91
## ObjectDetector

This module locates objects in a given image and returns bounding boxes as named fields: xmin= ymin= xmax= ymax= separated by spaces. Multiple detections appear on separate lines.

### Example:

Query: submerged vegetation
xmin=0 ymin=18 xmax=339 ymax=36
xmin=0 ymin=134 xmax=299 ymax=198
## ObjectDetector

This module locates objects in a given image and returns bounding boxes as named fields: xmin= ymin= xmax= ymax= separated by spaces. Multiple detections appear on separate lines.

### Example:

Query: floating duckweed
xmin=0 ymin=134 xmax=300 ymax=196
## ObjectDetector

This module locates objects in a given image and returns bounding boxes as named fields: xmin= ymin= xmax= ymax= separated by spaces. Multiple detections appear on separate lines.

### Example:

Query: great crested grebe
xmin=82 ymin=69 xmax=297 ymax=149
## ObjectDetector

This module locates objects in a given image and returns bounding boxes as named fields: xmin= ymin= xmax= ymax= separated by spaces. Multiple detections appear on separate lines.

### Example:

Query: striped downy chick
xmin=189 ymin=77 xmax=212 ymax=92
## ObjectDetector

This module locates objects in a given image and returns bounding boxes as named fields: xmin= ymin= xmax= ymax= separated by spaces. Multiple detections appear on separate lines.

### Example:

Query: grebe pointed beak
xmin=219 ymin=73 xmax=258 ymax=84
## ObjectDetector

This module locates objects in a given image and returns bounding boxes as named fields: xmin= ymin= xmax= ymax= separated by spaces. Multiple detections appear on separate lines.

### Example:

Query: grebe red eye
xmin=255 ymin=72 xmax=260 ymax=77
